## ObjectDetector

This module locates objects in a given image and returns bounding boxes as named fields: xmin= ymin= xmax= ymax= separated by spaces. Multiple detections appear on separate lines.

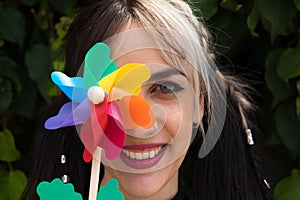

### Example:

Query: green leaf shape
xmin=84 ymin=43 xmax=117 ymax=88
xmin=52 ymin=17 xmax=72 ymax=52
xmin=0 ymin=79 xmax=13 ymax=114
xmin=0 ymin=170 xmax=27 ymax=200
xmin=296 ymin=96 xmax=300 ymax=119
xmin=275 ymin=169 xmax=300 ymax=200
xmin=293 ymin=0 xmax=300 ymax=11
xmin=97 ymin=179 xmax=124 ymax=200
xmin=194 ymin=0 xmax=218 ymax=20
xmin=25 ymin=44 xmax=52 ymax=102
xmin=48 ymin=0 xmax=76 ymax=14
xmin=277 ymin=48 xmax=300 ymax=81
xmin=0 ymin=129 xmax=21 ymax=162
xmin=265 ymin=145 xmax=293 ymax=184
xmin=275 ymin=100 xmax=300 ymax=157
xmin=11 ymin=72 xmax=37 ymax=119
xmin=265 ymin=49 xmax=293 ymax=107
xmin=220 ymin=0 xmax=242 ymax=13
xmin=37 ymin=178 xmax=82 ymax=200
xmin=257 ymin=0 xmax=297 ymax=42
xmin=247 ymin=0 xmax=259 ymax=37
xmin=0 ymin=56 xmax=21 ymax=92
xmin=210 ymin=10 xmax=245 ymax=58
xmin=0 ymin=8 xmax=25 ymax=46
xmin=52 ymin=56 xmax=66 ymax=72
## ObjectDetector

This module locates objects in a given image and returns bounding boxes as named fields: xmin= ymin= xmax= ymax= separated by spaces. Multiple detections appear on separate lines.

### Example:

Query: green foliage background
xmin=0 ymin=0 xmax=299 ymax=199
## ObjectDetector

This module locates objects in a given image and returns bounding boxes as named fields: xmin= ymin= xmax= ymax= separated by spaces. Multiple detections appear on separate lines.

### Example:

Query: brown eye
xmin=151 ymin=81 xmax=184 ymax=94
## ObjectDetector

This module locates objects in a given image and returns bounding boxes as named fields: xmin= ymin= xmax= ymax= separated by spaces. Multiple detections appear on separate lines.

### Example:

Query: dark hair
xmin=23 ymin=0 xmax=274 ymax=199
xmin=181 ymin=76 xmax=274 ymax=199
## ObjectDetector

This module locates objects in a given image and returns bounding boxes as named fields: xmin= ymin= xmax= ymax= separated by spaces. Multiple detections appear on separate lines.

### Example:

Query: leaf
xmin=0 ymin=79 xmax=13 ymax=114
xmin=25 ymin=44 xmax=52 ymax=102
xmin=0 ymin=56 xmax=21 ymax=92
xmin=210 ymin=10 xmax=245 ymax=57
xmin=0 ymin=8 xmax=25 ymax=46
xmin=265 ymin=145 xmax=293 ymax=184
xmin=293 ymin=0 xmax=300 ymax=11
xmin=265 ymin=49 xmax=293 ymax=107
xmin=0 ymin=170 xmax=28 ymax=200
xmin=52 ymin=56 xmax=65 ymax=72
xmin=277 ymin=48 xmax=300 ymax=81
xmin=220 ymin=0 xmax=243 ymax=13
xmin=296 ymin=96 xmax=300 ymax=119
xmin=247 ymin=0 xmax=259 ymax=37
xmin=275 ymin=169 xmax=300 ymax=200
xmin=194 ymin=0 xmax=219 ymax=20
xmin=48 ymin=0 xmax=76 ymax=15
xmin=275 ymin=100 xmax=300 ymax=157
xmin=257 ymin=0 xmax=297 ymax=42
xmin=0 ymin=129 xmax=21 ymax=162
xmin=11 ymin=74 xmax=37 ymax=119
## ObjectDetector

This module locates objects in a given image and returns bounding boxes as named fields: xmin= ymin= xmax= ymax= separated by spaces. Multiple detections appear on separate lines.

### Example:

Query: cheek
xmin=163 ymin=99 xmax=193 ymax=139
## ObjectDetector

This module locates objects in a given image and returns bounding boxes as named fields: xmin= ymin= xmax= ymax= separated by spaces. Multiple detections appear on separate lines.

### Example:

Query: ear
xmin=193 ymin=93 xmax=204 ymax=125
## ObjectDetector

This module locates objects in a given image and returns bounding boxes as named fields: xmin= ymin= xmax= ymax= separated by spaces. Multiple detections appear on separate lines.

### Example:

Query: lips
xmin=120 ymin=143 xmax=168 ymax=169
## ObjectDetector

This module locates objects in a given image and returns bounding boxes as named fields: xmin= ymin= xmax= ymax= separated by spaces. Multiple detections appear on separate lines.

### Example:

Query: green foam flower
xmin=97 ymin=179 xmax=124 ymax=200
xmin=37 ymin=178 xmax=82 ymax=200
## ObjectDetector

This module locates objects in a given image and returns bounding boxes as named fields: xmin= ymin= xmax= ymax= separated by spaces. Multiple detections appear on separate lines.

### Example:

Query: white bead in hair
xmin=61 ymin=174 xmax=70 ymax=183
xmin=61 ymin=154 xmax=67 ymax=164
xmin=264 ymin=179 xmax=271 ymax=189
xmin=245 ymin=129 xmax=254 ymax=145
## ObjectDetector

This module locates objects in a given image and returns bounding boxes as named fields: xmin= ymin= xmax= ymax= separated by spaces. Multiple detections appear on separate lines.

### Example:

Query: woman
xmin=24 ymin=0 xmax=274 ymax=199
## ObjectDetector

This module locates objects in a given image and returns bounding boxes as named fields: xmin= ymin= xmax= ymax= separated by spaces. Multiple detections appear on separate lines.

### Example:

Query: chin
xmin=103 ymin=156 xmax=184 ymax=199
xmin=116 ymin=169 xmax=169 ymax=198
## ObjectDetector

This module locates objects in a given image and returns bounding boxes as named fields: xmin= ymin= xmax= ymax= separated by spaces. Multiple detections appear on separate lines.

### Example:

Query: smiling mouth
xmin=120 ymin=143 xmax=168 ymax=169
xmin=122 ymin=146 xmax=163 ymax=160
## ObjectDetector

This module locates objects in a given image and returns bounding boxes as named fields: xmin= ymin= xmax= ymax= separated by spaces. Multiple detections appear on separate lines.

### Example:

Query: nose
xmin=124 ymin=101 xmax=167 ymax=138
xmin=117 ymin=95 xmax=155 ymax=130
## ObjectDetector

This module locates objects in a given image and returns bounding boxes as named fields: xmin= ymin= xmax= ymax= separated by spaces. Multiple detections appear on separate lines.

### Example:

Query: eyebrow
xmin=148 ymin=69 xmax=185 ymax=82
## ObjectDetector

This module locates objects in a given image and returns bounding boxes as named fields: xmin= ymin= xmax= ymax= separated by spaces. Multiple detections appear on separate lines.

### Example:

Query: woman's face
xmin=101 ymin=47 xmax=200 ymax=199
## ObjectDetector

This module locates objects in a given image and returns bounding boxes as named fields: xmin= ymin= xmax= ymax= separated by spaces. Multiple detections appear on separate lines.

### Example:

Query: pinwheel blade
xmin=84 ymin=43 xmax=117 ymax=88
xmin=118 ymin=96 xmax=155 ymax=129
xmin=99 ymin=63 xmax=150 ymax=97
xmin=51 ymin=71 xmax=87 ymax=103
xmin=80 ymin=100 xmax=108 ymax=157
xmin=99 ymin=115 xmax=126 ymax=160
xmin=44 ymin=100 xmax=90 ymax=130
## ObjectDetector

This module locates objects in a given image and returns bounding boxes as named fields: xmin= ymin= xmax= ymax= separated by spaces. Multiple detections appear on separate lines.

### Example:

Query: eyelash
xmin=150 ymin=81 xmax=184 ymax=94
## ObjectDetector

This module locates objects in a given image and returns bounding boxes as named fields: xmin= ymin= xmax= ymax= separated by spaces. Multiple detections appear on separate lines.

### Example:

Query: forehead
xmin=115 ymin=49 xmax=167 ymax=66
xmin=105 ymin=26 xmax=200 ymax=87
xmin=114 ymin=49 xmax=171 ymax=72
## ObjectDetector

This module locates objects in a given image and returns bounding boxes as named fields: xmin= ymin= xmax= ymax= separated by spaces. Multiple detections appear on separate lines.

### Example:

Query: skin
xmin=100 ymin=47 xmax=200 ymax=199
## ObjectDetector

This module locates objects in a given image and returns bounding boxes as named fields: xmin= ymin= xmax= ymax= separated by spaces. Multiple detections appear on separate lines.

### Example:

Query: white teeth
xmin=149 ymin=151 xmax=155 ymax=158
xmin=122 ymin=146 xmax=163 ymax=160
xmin=135 ymin=153 xmax=142 ymax=160
xmin=142 ymin=152 xmax=149 ymax=159
xmin=130 ymin=152 xmax=135 ymax=159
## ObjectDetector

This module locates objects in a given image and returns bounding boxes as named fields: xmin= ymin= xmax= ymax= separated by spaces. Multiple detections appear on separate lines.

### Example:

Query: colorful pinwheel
xmin=43 ymin=42 xmax=155 ymax=200
xmin=44 ymin=42 xmax=155 ymax=161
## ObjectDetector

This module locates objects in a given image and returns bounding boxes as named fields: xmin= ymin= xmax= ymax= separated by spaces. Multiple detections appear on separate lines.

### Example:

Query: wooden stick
xmin=88 ymin=147 xmax=102 ymax=200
